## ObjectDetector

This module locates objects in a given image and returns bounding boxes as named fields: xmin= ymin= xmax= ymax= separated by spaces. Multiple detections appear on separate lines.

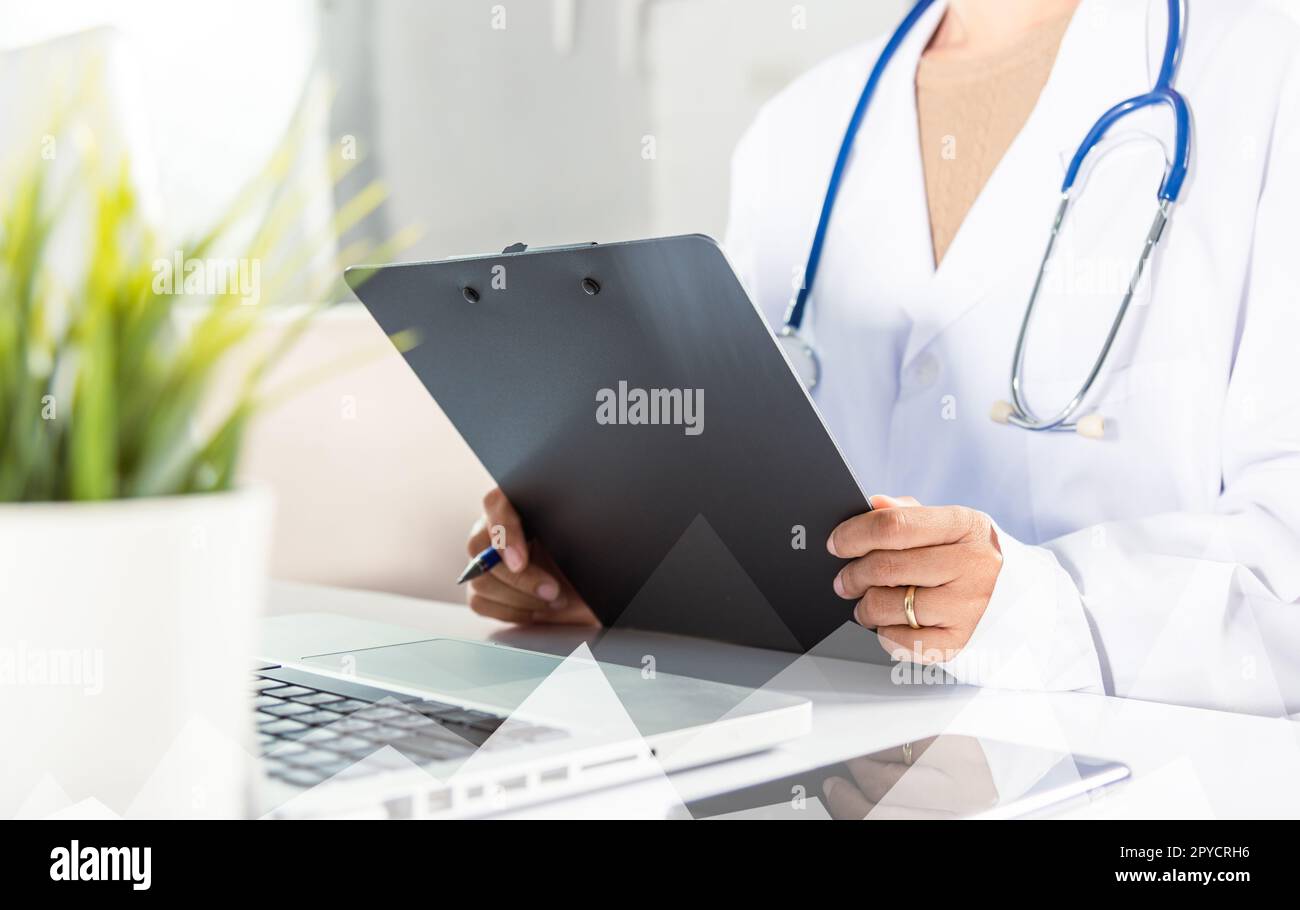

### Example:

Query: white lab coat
xmin=724 ymin=0 xmax=1300 ymax=715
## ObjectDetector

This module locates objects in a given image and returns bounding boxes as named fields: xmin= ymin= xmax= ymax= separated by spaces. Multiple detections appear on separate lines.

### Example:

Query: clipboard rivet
xmin=462 ymin=286 xmax=480 ymax=304
xmin=581 ymin=278 xmax=601 ymax=296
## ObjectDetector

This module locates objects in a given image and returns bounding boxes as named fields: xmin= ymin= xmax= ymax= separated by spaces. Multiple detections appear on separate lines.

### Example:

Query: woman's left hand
xmin=829 ymin=495 xmax=1003 ymax=662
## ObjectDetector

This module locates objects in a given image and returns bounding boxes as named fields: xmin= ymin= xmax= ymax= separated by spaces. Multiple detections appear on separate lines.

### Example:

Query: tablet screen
xmin=683 ymin=735 xmax=1128 ymax=820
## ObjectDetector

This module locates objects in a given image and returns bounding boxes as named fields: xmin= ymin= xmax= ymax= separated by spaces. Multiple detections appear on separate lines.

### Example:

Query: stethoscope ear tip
xmin=1075 ymin=414 xmax=1106 ymax=439
xmin=989 ymin=401 xmax=1106 ymax=439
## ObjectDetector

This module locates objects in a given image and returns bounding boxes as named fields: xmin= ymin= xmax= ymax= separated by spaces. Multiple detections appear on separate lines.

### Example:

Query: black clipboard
xmin=347 ymin=235 xmax=875 ymax=654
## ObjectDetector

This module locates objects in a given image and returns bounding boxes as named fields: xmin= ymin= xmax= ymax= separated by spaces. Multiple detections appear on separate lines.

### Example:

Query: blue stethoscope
xmin=779 ymin=0 xmax=1191 ymax=439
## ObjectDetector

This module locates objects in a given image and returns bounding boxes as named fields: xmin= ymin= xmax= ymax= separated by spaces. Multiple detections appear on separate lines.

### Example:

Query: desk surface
xmin=266 ymin=581 xmax=1300 ymax=819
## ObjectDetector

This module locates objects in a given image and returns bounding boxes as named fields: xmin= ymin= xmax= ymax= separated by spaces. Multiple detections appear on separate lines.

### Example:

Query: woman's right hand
xmin=464 ymin=487 xmax=600 ymax=626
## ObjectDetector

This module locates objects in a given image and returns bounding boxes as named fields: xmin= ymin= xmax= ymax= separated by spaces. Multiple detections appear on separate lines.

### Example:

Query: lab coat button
xmin=904 ymin=354 xmax=941 ymax=392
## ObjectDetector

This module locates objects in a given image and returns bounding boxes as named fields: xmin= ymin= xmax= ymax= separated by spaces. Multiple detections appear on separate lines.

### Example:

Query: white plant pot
xmin=0 ymin=487 xmax=273 ymax=819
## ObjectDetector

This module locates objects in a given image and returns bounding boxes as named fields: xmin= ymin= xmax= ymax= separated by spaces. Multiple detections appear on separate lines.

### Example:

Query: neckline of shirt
xmin=915 ymin=9 xmax=1077 ymax=88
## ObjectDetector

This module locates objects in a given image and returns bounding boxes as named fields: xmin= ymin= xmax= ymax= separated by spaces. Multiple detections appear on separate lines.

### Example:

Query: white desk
xmin=266 ymin=581 xmax=1300 ymax=819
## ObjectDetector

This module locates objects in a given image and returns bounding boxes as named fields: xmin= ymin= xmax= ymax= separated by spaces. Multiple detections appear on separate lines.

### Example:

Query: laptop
xmin=252 ymin=613 xmax=810 ymax=819
xmin=343 ymin=236 xmax=874 ymax=652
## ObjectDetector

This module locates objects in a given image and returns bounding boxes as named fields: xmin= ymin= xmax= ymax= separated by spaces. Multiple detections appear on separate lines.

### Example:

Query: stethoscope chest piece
xmin=778 ymin=328 xmax=820 ymax=391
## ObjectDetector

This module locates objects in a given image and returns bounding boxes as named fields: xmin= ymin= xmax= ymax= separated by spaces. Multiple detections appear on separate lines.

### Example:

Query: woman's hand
xmin=829 ymin=495 xmax=1003 ymax=662
xmin=464 ymin=487 xmax=600 ymax=627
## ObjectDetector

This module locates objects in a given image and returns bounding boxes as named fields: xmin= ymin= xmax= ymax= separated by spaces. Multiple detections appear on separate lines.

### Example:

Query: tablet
xmin=682 ymin=736 xmax=1131 ymax=820
xmin=346 ymin=235 xmax=873 ymax=653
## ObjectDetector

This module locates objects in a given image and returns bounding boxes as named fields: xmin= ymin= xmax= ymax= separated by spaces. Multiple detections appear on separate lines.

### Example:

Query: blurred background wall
xmin=1 ymin=0 xmax=905 ymax=253
xmin=324 ymin=0 xmax=905 ymax=258
xmin=0 ymin=0 xmax=320 ymax=239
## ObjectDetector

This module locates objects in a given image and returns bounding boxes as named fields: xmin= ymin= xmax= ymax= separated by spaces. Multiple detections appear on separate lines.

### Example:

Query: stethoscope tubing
xmin=782 ymin=0 xmax=939 ymax=335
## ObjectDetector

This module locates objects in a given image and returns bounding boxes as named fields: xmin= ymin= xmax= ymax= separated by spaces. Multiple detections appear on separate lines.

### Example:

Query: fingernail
xmin=833 ymin=572 xmax=846 ymax=597
xmin=822 ymin=778 xmax=837 ymax=799
xmin=826 ymin=533 xmax=839 ymax=556
xmin=536 ymin=580 xmax=559 ymax=601
xmin=504 ymin=544 xmax=525 ymax=573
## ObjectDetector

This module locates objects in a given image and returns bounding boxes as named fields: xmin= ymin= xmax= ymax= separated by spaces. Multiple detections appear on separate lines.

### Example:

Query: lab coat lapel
xmin=900 ymin=0 xmax=1151 ymax=367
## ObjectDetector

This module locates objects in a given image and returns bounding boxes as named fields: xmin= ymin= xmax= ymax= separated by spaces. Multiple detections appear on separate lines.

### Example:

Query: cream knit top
xmin=916 ymin=10 xmax=1076 ymax=265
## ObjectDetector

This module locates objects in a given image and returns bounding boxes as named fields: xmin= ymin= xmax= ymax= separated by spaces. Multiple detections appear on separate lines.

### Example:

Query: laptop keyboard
xmin=252 ymin=663 xmax=567 ymax=789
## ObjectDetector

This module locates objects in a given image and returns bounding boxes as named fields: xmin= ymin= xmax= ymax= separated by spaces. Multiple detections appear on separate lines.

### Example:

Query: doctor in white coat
xmin=466 ymin=0 xmax=1300 ymax=718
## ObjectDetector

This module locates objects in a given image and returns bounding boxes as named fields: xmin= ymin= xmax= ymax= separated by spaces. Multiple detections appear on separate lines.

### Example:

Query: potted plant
xmin=0 ymin=86 xmax=400 ymax=819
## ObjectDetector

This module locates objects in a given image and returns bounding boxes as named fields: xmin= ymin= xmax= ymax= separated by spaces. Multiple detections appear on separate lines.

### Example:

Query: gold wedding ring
xmin=903 ymin=585 xmax=921 ymax=630
xmin=902 ymin=742 xmax=914 ymax=765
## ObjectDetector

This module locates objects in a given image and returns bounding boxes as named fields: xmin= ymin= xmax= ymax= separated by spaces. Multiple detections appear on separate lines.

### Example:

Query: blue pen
xmin=456 ymin=545 xmax=503 ymax=584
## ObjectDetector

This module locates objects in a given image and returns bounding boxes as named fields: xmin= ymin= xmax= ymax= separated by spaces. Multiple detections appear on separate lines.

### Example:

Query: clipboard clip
xmin=501 ymin=241 xmax=598 ymax=255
